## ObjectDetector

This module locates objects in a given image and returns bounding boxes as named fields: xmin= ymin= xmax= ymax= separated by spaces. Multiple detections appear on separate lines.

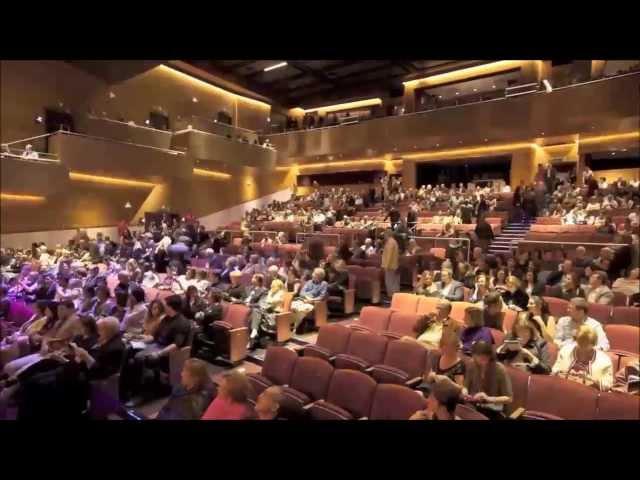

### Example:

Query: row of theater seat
xmin=542 ymin=295 xmax=639 ymax=327
xmin=248 ymin=347 xmax=427 ymax=420
xmin=506 ymin=365 xmax=640 ymax=420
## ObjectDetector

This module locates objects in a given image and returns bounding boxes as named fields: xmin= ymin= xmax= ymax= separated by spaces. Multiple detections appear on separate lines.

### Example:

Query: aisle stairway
xmin=488 ymin=219 xmax=534 ymax=255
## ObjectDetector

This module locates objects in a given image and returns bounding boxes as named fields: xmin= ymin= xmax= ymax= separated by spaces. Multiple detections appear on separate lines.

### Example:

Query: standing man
xmin=543 ymin=163 xmax=557 ymax=194
xmin=381 ymin=230 xmax=400 ymax=304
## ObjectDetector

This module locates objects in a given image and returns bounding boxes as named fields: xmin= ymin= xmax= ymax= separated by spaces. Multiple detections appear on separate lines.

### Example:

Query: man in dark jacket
xmin=156 ymin=358 xmax=216 ymax=420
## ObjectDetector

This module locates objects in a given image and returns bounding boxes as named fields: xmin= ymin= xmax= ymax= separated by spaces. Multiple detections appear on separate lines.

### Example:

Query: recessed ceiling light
xmin=436 ymin=144 xmax=439 ymax=147
xmin=473 ymin=88 xmax=477 ymax=92
xmin=492 ymin=85 xmax=496 ymax=89
xmin=438 ymin=95 xmax=443 ymax=99
xmin=124 ymin=201 xmax=132 ymax=209
xmin=264 ymin=61 xmax=287 ymax=72
xmin=611 ymin=152 xmax=616 ymax=156
xmin=35 ymin=115 xmax=43 ymax=124
xmin=109 ymin=92 xmax=116 ymax=99
xmin=144 ymin=119 xmax=150 ymax=125
xmin=192 ymin=97 xmax=198 ymax=103
xmin=484 ymin=138 xmax=488 ymax=142
xmin=459 ymin=141 xmax=463 ymax=144
xmin=621 ymin=148 xmax=628 ymax=152
xmin=540 ymin=132 xmax=545 ymax=136
xmin=267 ymin=117 xmax=271 ymax=122
xmin=455 ymin=92 xmax=459 ymax=95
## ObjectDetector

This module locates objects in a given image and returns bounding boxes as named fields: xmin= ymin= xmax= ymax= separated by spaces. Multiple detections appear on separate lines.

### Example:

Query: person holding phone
xmin=496 ymin=315 xmax=551 ymax=374
xmin=462 ymin=341 xmax=513 ymax=420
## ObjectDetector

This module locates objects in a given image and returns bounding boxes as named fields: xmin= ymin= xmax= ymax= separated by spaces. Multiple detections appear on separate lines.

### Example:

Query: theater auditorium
xmin=1 ymin=59 xmax=638 ymax=421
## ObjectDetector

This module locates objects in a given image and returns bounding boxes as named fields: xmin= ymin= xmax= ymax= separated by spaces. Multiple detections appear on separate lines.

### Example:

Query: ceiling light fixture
xmin=492 ymin=85 xmax=496 ymax=89
xmin=124 ymin=201 xmax=132 ymax=209
xmin=192 ymin=97 xmax=198 ymax=103
xmin=543 ymin=79 xmax=553 ymax=93
xmin=264 ymin=61 xmax=288 ymax=72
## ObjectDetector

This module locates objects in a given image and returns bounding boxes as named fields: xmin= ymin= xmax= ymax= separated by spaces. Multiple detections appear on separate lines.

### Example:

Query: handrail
xmin=86 ymin=114 xmax=173 ymax=134
xmin=266 ymin=70 xmax=640 ymax=137
xmin=181 ymin=115 xmax=258 ymax=135
xmin=295 ymin=232 xmax=341 ymax=245
xmin=173 ymin=127 xmax=276 ymax=151
xmin=514 ymin=240 xmax=629 ymax=249
xmin=55 ymin=131 xmax=186 ymax=155
xmin=3 ymin=132 xmax=55 ymax=147
xmin=0 ymin=152 xmax=60 ymax=164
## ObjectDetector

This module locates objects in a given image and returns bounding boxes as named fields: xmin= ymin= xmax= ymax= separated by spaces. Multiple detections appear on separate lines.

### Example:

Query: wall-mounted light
xmin=264 ymin=61 xmax=287 ymax=72
xmin=35 ymin=115 xmax=43 ymax=124
xmin=192 ymin=168 xmax=232 ymax=180
xmin=1 ymin=193 xmax=46 ymax=202
xmin=124 ymin=201 xmax=132 ymax=209
xmin=192 ymin=97 xmax=198 ymax=103
xmin=543 ymin=79 xmax=553 ymax=93
xmin=69 ymin=172 xmax=156 ymax=188
xmin=109 ymin=92 xmax=116 ymax=99
xmin=144 ymin=119 xmax=151 ymax=125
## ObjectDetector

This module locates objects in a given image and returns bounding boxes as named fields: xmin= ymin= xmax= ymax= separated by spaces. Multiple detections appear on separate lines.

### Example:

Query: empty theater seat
xmin=307 ymin=369 xmax=377 ymax=420
xmin=543 ymin=296 xmax=569 ymax=318
xmin=247 ymin=346 xmax=298 ymax=398
xmin=281 ymin=356 xmax=334 ymax=412
xmin=416 ymin=296 xmax=439 ymax=315
xmin=350 ymin=306 xmax=392 ymax=334
xmin=604 ymin=324 xmax=639 ymax=357
xmin=391 ymin=293 xmax=419 ymax=313
xmin=334 ymin=331 xmax=389 ymax=371
xmin=303 ymin=324 xmax=352 ymax=362
xmin=587 ymin=303 xmax=612 ymax=324
xmin=382 ymin=311 xmax=421 ymax=339
xmin=367 ymin=384 xmax=426 ymax=420
xmin=523 ymin=374 xmax=599 ymax=420
xmin=369 ymin=340 xmax=428 ymax=386
xmin=211 ymin=303 xmax=251 ymax=364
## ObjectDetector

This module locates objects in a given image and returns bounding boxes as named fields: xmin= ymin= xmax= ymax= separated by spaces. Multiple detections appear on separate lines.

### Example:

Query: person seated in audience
xmin=326 ymin=259 xmax=349 ymax=300
xmin=138 ymin=299 xmax=165 ymax=340
xmin=194 ymin=269 xmax=210 ymax=295
xmin=290 ymin=268 xmax=328 ymax=330
xmin=182 ymin=285 xmax=206 ymax=321
xmin=460 ymin=305 xmax=493 ymax=356
xmin=462 ymin=341 xmax=513 ymax=420
xmin=242 ymin=254 xmax=265 ymax=276
xmin=255 ymin=385 xmax=286 ymax=420
xmin=177 ymin=268 xmax=198 ymax=293
xmin=592 ymin=247 xmax=614 ymax=272
xmin=249 ymin=279 xmax=285 ymax=348
xmin=92 ymin=285 xmax=115 ymax=318
xmin=0 ymin=299 xmax=49 ymax=365
xmin=573 ymin=246 xmax=593 ymax=268
xmin=220 ymin=257 xmax=239 ymax=284
xmin=72 ymin=315 xmax=99 ymax=351
xmin=121 ymin=295 xmax=191 ymax=406
xmin=490 ymin=268 xmax=508 ymax=293
xmin=201 ymin=371 xmax=256 ymax=420
xmin=111 ymin=290 xmax=129 ymax=323
xmin=437 ymin=269 xmax=464 ymax=302
xmin=496 ymin=314 xmax=551 ymax=374
xmin=120 ymin=287 xmax=148 ymax=334
xmin=77 ymin=285 xmax=97 ymax=315
xmin=548 ymin=273 xmax=585 ymax=301
xmin=466 ymin=273 xmax=487 ymax=305
xmin=113 ymin=271 xmax=132 ymax=297
xmin=526 ymin=296 xmax=555 ymax=342
xmin=69 ymin=316 xmax=125 ymax=381
xmin=224 ymin=270 xmax=247 ymax=303
xmin=481 ymin=291 xmax=504 ymax=330
xmin=501 ymin=275 xmax=529 ymax=312
xmin=410 ymin=376 xmax=463 ymax=421
xmin=423 ymin=330 xmax=466 ymax=387
xmin=552 ymin=324 xmax=613 ymax=391
xmin=523 ymin=269 xmax=543 ymax=297
xmin=54 ymin=276 xmax=82 ymax=305
xmin=403 ymin=299 xmax=460 ymax=349
xmin=157 ymin=358 xmax=217 ymax=420
xmin=244 ymin=274 xmax=268 ymax=310
xmin=414 ymin=270 xmax=440 ymax=297
xmin=583 ymin=271 xmax=614 ymax=305
xmin=554 ymin=298 xmax=609 ymax=351
xmin=405 ymin=239 xmax=422 ymax=256
xmin=612 ymin=267 xmax=639 ymax=298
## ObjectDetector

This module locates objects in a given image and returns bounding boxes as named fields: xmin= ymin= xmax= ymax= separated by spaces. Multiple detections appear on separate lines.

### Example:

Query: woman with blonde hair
xmin=552 ymin=324 xmax=613 ymax=391
xmin=501 ymin=275 xmax=529 ymax=311
xmin=249 ymin=278 xmax=286 ymax=349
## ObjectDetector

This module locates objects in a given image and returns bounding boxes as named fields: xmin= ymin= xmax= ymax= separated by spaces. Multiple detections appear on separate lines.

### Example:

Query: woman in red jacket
xmin=202 ymin=371 xmax=256 ymax=420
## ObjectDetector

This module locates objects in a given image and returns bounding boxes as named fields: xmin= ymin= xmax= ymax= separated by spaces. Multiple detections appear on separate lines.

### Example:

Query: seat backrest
xmin=612 ymin=291 xmax=628 ymax=307
xmin=542 ymin=296 xmax=569 ymax=318
xmin=224 ymin=304 xmax=251 ymax=329
xmin=326 ymin=369 xmax=377 ymax=419
xmin=502 ymin=309 xmax=517 ymax=334
xmin=612 ymin=306 xmax=640 ymax=327
xmin=358 ymin=306 xmax=392 ymax=333
xmin=455 ymin=404 xmax=489 ymax=420
xmin=369 ymin=384 xmax=426 ymax=420
xmin=282 ymin=292 xmax=294 ymax=312
xmin=382 ymin=340 xmax=429 ymax=379
xmin=450 ymin=301 xmax=474 ymax=324
xmin=526 ymin=374 xmax=598 ymax=420
xmin=346 ymin=331 xmax=389 ymax=365
xmin=261 ymin=346 xmax=299 ymax=386
xmin=390 ymin=293 xmax=419 ymax=313
xmin=604 ymin=324 xmax=639 ymax=355
xmin=504 ymin=365 xmax=530 ymax=413
xmin=596 ymin=391 xmax=640 ymax=420
xmin=289 ymin=357 xmax=335 ymax=401
xmin=387 ymin=311 xmax=421 ymax=338
xmin=416 ymin=296 xmax=439 ymax=315
xmin=490 ymin=328 xmax=505 ymax=346
xmin=587 ymin=303 xmax=612 ymax=324
xmin=315 ymin=324 xmax=352 ymax=355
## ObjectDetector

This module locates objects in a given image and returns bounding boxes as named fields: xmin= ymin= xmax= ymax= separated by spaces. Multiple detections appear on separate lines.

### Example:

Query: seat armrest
xmin=508 ymin=407 xmax=526 ymax=420
xmin=364 ymin=366 xmax=375 ymax=373
xmin=405 ymin=376 xmax=423 ymax=388
xmin=358 ymin=417 xmax=368 ymax=420
xmin=302 ymin=401 xmax=318 ymax=411
xmin=343 ymin=288 xmax=356 ymax=315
